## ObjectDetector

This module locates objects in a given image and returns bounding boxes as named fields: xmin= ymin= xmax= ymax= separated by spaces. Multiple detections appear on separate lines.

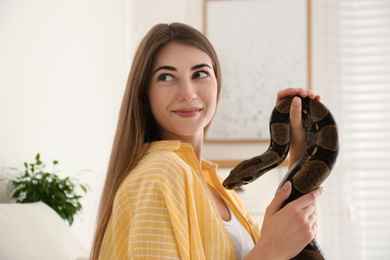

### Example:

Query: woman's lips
xmin=173 ymin=108 xmax=202 ymax=118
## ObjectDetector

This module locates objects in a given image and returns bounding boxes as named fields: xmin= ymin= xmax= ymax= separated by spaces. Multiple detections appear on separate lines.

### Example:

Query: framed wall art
xmin=204 ymin=0 xmax=311 ymax=142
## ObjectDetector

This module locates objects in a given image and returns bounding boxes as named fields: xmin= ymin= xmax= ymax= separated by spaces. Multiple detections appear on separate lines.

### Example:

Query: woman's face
xmin=148 ymin=42 xmax=218 ymax=142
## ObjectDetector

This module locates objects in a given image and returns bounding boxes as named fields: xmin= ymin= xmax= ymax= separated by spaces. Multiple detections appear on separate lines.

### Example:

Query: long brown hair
xmin=91 ymin=23 xmax=222 ymax=259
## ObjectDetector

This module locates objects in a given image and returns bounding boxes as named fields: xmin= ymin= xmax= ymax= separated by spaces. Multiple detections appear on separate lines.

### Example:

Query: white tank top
xmin=223 ymin=206 xmax=255 ymax=260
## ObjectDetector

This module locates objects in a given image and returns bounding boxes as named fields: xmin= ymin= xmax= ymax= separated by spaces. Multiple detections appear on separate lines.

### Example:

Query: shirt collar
xmin=143 ymin=140 xmax=218 ymax=171
xmin=143 ymin=140 xmax=182 ymax=152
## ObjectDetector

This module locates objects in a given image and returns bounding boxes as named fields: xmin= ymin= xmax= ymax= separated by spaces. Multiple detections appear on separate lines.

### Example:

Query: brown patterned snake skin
xmin=222 ymin=96 xmax=339 ymax=260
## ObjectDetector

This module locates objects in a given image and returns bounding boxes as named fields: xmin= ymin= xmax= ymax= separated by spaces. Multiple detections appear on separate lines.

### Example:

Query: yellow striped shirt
xmin=99 ymin=140 xmax=261 ymax=259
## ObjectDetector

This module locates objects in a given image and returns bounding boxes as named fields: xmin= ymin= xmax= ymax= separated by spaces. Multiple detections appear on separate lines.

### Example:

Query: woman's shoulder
xmin=124 ymin=142 xmax=192 ymax=186
xmin=113 ymin=146 xmax=193 ymax=208
xmin=141 ymin=145 xmax=188 ymax=170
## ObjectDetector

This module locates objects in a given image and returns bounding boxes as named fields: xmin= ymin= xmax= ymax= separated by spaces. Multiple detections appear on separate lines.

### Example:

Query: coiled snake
xmin=222 ymin=96 xmax=339 ymax=260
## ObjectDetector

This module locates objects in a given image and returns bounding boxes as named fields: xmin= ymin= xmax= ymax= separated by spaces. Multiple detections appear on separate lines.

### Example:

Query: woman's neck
xmin=180 ymin=134 xmax=203 ymax=162
xmin=189 ymin=136 xmax=203 ymax=162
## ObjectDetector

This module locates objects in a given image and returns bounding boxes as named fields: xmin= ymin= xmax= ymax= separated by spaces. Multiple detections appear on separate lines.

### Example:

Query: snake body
xmin=222 ymin=96 xmax=339 ymax=260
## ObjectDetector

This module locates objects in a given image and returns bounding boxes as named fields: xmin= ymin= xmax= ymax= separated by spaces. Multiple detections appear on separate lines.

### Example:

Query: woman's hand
xmin=245 ymin=182 xmax=323 ymax=260
xmin=276 ymin=88 xmax=321 ymax=168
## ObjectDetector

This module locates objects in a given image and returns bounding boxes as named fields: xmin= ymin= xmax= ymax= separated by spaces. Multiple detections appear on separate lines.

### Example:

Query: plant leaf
xmin=7 ymin=154 xmax=89 ymax=227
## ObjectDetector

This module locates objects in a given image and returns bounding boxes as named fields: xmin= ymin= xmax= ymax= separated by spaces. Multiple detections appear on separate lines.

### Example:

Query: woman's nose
xmin=177 ymin=79 xmax=198 ymax=101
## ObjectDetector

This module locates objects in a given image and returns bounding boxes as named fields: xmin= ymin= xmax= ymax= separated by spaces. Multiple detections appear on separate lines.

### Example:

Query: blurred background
xmin=1 ymin=0 xmax=389 ymax=259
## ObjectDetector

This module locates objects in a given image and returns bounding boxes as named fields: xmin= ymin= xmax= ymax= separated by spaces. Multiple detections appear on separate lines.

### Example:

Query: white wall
xmin=128 ymin=0 xmax=204 ymax=60
xmin=0 ymin=0 xmax=128 ymax=250
xmin=0 ymin=0 xmax=210 ymax=251
xmin=0 ymin=0 xmax=288 ymax=252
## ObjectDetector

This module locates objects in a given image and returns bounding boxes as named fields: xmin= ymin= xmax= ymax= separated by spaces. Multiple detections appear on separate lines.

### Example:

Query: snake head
xmin=222 ymin=175 xmax=254 ymax=190
xmin=222 ymin=151 xmax=282 ymax=190
xmin=222 ymin=157 xmax=261 ymax=189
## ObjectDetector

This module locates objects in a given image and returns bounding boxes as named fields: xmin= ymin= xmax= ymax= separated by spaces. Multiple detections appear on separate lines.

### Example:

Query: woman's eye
xmin=158 ymin=74 xmax=173 ymax=81
xmin=193 ymin=71 xmax=209 ymax=79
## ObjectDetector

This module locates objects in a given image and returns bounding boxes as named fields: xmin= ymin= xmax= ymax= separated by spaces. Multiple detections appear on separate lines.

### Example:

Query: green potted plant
xmin=7 ymin=153 xmax=88 ymax=225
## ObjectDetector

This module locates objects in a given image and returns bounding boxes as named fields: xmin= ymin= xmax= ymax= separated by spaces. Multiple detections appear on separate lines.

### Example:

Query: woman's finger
xmin=303 ymin=202 xmax=316 ymax=217
xmin=276 ymin=88 xmax=321 ymax=104
xmin=289 ymin=96 xmax=303 ymax=132
xmin=287 ymin=187 xmax=323 ymax=209
xmin=266 ymin=181 xmax=292 ymax=216
xmin=276 ymin=88 xmax=300 ymax=104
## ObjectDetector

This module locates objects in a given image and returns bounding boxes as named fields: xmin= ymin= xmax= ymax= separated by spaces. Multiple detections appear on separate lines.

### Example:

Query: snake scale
xmin=222 ymin=96 xmax=339 ymax=260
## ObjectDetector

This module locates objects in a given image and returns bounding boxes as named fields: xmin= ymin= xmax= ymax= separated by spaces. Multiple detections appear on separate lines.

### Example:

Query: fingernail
xmin=282 ymin=181 xmax=291 ymax=190
xmin=292 ymin=97 xmax=301 ymax=107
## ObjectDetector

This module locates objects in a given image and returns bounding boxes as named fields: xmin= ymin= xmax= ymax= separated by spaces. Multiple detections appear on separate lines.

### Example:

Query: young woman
xmin=91 ymin=23 xmax=323 ymax=260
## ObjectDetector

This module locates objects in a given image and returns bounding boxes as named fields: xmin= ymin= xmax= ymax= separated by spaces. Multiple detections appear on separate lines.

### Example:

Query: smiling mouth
xmin=173 ymin=108 xmax=202 ymax=118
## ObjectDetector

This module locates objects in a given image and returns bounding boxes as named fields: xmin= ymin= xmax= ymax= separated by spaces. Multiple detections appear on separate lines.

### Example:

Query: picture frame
xmin=204 ymin=0 xmax=311 ymax=142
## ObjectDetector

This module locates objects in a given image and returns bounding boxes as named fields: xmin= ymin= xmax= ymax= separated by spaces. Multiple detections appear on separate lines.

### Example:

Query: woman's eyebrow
xmin=191 ymin=63 xmax=212 ymax=71
xmin=152 ymin=66 xmax=176 ymax=76
xmin=152 ymin=63 xmax=212 ymax=76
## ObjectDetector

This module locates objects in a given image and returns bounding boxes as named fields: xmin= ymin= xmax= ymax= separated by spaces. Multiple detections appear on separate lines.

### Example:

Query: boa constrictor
xmin=222 ymin=96 xmax=339 ymax=260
